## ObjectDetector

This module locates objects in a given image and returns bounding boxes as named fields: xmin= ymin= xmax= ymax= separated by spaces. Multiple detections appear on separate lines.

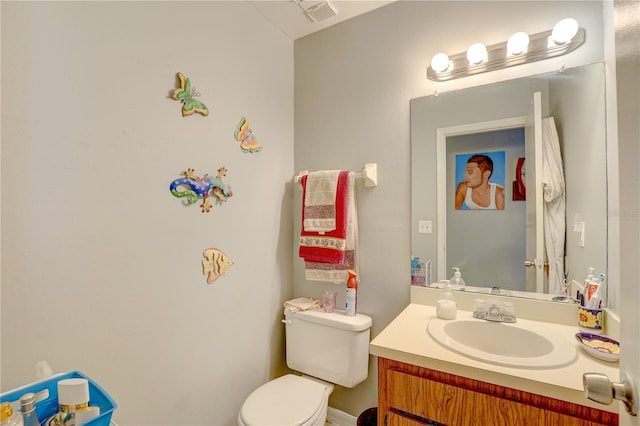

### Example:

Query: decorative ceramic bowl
xmin=575 ymin=332 xmax=620 ymax=362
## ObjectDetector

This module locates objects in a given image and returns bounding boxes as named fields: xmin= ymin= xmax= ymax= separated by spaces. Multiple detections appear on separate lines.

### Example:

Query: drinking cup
xmin=322 ymin=291 xmax=337 ymax=313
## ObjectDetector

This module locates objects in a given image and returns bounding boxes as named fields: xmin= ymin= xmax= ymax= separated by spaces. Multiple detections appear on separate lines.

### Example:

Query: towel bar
xmin=294 ymin=163 xmax=377 ymax=188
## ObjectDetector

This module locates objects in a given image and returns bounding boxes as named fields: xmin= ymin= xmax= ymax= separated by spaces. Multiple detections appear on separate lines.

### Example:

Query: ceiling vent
xmin=296 ymin=0 xmax=338 ymax=23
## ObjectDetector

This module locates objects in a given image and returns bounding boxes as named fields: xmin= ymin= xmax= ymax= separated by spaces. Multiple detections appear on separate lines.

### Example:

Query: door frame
xmin=436 ymin=116 xmax=529 ymax=283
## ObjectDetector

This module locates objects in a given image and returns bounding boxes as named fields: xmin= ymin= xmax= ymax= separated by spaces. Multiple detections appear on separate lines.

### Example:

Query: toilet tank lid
xmin=284 ymin=308 xmax=372 ymax=331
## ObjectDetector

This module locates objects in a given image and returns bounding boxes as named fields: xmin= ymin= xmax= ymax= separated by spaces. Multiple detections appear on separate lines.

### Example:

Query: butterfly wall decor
xmin=172 ymin=72 xmax=209 ymax=117
xmin=233 ymin=116 xmax=262 ymax=153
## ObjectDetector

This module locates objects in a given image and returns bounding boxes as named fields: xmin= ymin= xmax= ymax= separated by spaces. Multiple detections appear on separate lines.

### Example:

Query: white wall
xmin=1 ymin=2 xmax=293 ymax=424
xmin=611 ymin=1 xmax=640 ymax=424
xmin=294 ymin=0 xmax=607 ymax=417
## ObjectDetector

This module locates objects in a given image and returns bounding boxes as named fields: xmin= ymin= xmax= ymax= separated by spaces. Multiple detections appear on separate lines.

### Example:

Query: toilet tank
xmin=283 ymin=308 xmax=372 ymax=388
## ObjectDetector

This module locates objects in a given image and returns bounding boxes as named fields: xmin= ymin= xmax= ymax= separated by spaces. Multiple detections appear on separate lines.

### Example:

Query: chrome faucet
xmin=474 ymin=302 xmax=516 ymax=323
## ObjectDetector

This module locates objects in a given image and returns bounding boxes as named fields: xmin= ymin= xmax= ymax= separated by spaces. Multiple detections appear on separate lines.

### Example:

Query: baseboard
xmin=326 ymin=406 xmax=357 ymax=426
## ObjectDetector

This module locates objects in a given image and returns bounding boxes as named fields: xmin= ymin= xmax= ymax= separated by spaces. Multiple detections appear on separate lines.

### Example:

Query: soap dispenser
xmin=436 ymin=281 xmax=457 ymax=320
xmin=450 ymin=267 xmax=466 ymax=290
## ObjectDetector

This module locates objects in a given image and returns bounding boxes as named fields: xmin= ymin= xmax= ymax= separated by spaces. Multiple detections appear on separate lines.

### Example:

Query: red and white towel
xmin=299 ymin=171 xmax=358 ymax=283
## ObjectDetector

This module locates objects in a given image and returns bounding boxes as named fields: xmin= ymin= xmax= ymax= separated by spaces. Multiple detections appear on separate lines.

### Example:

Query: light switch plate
xmin=418 ymin=220 xmax=433 ymax=234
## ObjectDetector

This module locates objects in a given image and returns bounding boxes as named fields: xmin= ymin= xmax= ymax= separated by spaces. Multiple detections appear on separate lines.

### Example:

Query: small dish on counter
xmin=552 ymin=296 xmax=579 ymax=303
xmin=575 ymin=332 xmax=620 ymax=363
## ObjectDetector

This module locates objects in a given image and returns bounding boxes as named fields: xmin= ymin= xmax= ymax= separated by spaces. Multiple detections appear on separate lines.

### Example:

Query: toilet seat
xmin=238 ymin=374 xmax=328 ymax=426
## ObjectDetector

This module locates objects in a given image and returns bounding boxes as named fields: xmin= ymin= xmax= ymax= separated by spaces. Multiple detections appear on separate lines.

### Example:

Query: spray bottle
xmin=345 ymin=270 xmax=358 ymax=317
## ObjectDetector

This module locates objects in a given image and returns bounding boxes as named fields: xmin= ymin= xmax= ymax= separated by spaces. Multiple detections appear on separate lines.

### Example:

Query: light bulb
xmin=430 ymin=53 xmax=450 ymax=73
xmin=552 ymin=18 xmax=579 ymax=44
xmin=507 ymin=32 xmax=530 ymax=55
xmin=466 ymin=43 xmax=487 ymax=65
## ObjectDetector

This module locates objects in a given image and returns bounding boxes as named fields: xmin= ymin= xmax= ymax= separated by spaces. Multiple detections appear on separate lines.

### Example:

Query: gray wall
xmin=294 ymin=0 xmax=607 ymax=417
xmin=549 ymin=65 xmax=608 ymax=289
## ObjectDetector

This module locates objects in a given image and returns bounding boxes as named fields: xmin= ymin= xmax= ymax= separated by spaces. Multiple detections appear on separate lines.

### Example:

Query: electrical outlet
xmin=418 ymin=220 xmax=433 ymax=234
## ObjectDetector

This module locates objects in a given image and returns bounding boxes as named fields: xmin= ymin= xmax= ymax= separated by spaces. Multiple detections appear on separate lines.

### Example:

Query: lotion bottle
xmin=345 ymin=270 xmax=358 ymax=317
xmin=450 ymin=267 xmax=466 ymax=290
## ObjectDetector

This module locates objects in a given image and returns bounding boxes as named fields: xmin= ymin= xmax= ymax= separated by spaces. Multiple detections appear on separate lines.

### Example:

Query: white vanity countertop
xmin=370 ymin=303 xmax=620 ymax=413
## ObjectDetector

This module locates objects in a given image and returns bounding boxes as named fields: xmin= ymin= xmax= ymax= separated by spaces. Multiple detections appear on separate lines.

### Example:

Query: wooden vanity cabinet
xmin=378 ymin=357 xmax=618 ymax=426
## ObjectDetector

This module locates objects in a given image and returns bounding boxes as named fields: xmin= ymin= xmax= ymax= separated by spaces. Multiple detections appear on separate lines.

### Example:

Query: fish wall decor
xmin=202 ymin=248 xmax=234 ymax=284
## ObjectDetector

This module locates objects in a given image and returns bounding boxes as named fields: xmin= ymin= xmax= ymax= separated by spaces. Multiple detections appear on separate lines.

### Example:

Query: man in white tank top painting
xmin=455 ymin=154 xmax=505 ymax=210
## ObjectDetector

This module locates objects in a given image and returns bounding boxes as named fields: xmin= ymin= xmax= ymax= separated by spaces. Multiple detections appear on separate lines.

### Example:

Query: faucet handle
xmin=472 ymin=299 xmax=488 ymax=319
xmin=486 ymin=304 xmax=503 ymax=322
xmin=501 ymin=302 xmax=516 ymax=323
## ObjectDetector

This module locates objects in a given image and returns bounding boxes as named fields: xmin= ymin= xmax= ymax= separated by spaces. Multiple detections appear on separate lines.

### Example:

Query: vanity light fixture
xmin=551 ymin=18 xmax=579 ymax=44
xmin=427 ymin=18 xmax=585 ymax=81
xmin=466 ymin=43 xmax=488 ymax=65
xmin=507 ymin=32 xmax=530 ymax=55
xmin=430 ymin=52 xmax=450 ymax=73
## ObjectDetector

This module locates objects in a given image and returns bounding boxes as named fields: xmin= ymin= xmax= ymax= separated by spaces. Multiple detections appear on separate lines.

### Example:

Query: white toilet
xmin=238 ymin=307 xmax=373 ymax=426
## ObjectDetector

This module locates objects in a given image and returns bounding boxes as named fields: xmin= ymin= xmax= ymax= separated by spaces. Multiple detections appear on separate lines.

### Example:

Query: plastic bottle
xmin=345 ymin=270 xmax=358 ymax=317
xmin=411 ymin=257 xmax=426 ymax=286
xmin=44 ymin=378 xmax=100 ymax=426
xmin=19 ymin=394 xmax=38 ymax=426
xmin=583 ymin=267 xmax=595 ymax=291
xmin=585 ymin=272 xmax=601 ymax=303
xmin=586 ymin=273 xmax=606 ymax=309
xmin=450 ymin=267 xmax=466 ymax=290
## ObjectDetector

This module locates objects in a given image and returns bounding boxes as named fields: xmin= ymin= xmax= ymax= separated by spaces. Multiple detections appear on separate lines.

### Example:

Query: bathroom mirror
xmin=411 ymin=62 xmax=607 ymax=301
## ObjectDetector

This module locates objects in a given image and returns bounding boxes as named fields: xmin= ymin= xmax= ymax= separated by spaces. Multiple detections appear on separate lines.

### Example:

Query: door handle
xmin=583 ymin=371 xmax=639 ymax=415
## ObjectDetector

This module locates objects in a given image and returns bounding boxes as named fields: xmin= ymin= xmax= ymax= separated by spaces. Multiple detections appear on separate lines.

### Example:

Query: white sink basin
xmin=427 ymin=317 xmax=577 ymax=368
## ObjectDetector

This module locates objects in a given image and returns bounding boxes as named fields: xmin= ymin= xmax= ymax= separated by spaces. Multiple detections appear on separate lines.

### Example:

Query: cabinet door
xmin=378 ymin=358 xmax=618 ymax=426
xmin=387 ymin=368 xmax=546 ymax=425
xmin=386 ymin=369 xmax=444 ymax=421
xmin=386 ymin=411 xmax=430 ymax=426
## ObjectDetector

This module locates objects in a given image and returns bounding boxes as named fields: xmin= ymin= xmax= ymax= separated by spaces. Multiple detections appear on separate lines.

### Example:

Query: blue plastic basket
xmin=0 ymin=371 xmax=117 ymax=426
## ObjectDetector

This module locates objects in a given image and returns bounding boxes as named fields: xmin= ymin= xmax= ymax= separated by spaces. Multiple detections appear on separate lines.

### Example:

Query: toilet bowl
xmin=238 ymin=374 xmax=333 ymax=426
